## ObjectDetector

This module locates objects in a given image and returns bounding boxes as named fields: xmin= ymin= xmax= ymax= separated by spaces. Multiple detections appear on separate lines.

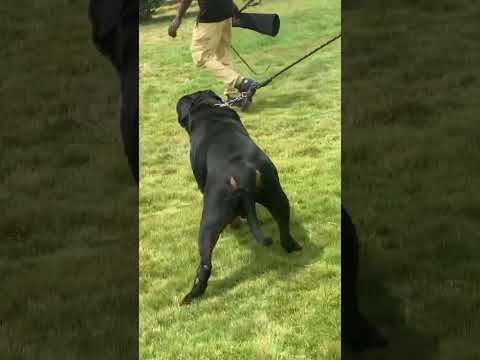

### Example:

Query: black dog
xmin=177 ymin=90 xmax=302 ymax=305
xmin=342 ymin=205 xmax=388 ymax=351
xmin=89 ymin=0 xmax=139 ymax=184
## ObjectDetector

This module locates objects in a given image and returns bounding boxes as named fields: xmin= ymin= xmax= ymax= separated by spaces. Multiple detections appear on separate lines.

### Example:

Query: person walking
xmin=168 ymin=0 xmax=258 ymax=111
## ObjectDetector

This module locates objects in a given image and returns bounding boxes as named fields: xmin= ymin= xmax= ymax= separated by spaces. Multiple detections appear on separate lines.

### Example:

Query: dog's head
xmin=89 ymin=0 xmax=138 ymax=73
xmin=89 ymin=0 xmax=139 ymax=183
xmin=176 ymin=90 xmax=223 ymax=130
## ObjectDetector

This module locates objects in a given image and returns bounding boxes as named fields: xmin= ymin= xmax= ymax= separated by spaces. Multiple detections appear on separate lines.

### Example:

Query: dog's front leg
xmin=181 ymin=192 xmax=231 ymax=305
xmin=180 ymin=225 xmax=218 ymax=305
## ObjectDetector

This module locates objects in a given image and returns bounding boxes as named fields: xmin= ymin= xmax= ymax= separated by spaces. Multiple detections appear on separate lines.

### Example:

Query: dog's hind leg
xmin=342 ymin=206 xmax=388 ymax=351
xmin=181 ymin=191 xmax=233 ymax=306
xmin=256 ymin=171 xmax=302 ymax=253
xmin=241 ymin=195 xmax=273 ymax=247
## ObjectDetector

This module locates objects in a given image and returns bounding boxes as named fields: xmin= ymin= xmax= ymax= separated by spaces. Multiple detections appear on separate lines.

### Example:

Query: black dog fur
xmin=177 ymin=90 xmax=302 ymax=305
xmin=89 ymin=0 xmax=139 ymax=184
xmin=342 ymin=205 xmax=388 ymax=351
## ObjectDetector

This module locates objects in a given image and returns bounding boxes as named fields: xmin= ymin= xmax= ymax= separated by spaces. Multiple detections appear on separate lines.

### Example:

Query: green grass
xmin=1 ymin=0 xmax=137 ymax=358
xmin=342 ymin=0 xmax=480 ymax=358
xmin=140 ymin=0 xmax=340 ymax=358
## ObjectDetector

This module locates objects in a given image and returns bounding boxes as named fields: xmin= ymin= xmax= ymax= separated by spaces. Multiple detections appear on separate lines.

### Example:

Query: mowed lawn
xmin=140 ymin=0 xmax=340 ymax=359
xmin=343 ymin=1 xmax=480 ymax=359
xmin=1 ymin=0 xmax=137 ymax=359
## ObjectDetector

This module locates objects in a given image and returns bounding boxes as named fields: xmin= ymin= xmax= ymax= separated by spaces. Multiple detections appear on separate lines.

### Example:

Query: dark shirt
xmin=197 ymin=0 xmax=234 ymax=23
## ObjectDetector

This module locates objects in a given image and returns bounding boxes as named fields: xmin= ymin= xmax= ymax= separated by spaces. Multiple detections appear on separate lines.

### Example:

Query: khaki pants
xmin=191 ymin=18 xmax=241 ymax=98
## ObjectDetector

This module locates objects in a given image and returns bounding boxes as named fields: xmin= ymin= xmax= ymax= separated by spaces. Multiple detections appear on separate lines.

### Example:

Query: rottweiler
xmin=177 ymin=90 xmax=302 ymax=305
xmin=89 ymin=0 xmax=139 ymax=183
xmin=342 ymin=205 xmax=388 ymax=351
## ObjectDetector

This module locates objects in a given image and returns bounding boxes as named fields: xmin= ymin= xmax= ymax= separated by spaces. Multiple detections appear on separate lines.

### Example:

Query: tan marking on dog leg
xmin=229 ymin=176 xmax=239 ymax=190
xmin=255 ymin=169 xmax=262 ymax=187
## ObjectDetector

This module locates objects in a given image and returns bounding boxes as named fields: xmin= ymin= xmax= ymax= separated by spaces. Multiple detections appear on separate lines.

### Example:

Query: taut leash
xmin=230 ymin=45 xmax=271 ymax=75
xmin=218 ymin=33 xmax=341 ymax=108
xmin=239 ymin=0 xmax=262 ymax=12
xmin=256 ymin=33 xmax=341 ymax=89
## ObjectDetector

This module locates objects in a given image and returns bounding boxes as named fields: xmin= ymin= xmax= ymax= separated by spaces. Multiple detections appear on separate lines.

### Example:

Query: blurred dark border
xmin=342 ymin=0 xmax=479 ymax=358
xmin=0 ymin=1 xmax=139 ymax=358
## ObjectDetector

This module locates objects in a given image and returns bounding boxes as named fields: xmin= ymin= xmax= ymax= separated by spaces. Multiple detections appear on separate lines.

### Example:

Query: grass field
xmin=1 ymin=0 xmax=137 ymax=358
xmin=140 ymin=0 xmax=341 ymax=359
xmin=342 ymin=0 xmax=480 ymax=358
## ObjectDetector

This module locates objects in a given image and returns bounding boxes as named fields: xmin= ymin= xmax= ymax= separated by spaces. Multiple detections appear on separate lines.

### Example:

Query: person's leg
xmin=215 ymin=19 xmax=232 ymax=66
xmin=216 ymin=19 xmax=241 ymax=98
xmin=191 ymin=21 xmax=221 ymax=67
xmin=191 ymin=20 xmax=240 ymax=98
xmin=217 ymin=19 xmax=260 ymax=112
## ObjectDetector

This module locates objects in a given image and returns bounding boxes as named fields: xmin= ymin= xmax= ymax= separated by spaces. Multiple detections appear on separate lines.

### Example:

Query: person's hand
xmin=168 ymin=17 xmax=181 ymax=38
xmin=232 ymin=3 xmax=241 ymax=26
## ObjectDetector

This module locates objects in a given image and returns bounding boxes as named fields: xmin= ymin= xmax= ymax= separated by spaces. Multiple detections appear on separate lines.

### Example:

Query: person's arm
xmin=232 ymin=1 xmax=241 ymax=26
xmin=233 ymin=2 xmax=240 ymax=15
xmin=168 ymin=0 xmax=194 ymax=38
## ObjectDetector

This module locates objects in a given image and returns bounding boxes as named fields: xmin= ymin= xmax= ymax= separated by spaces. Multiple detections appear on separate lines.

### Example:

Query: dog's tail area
xmin=228 ymin=159 xmax=270 ymax=245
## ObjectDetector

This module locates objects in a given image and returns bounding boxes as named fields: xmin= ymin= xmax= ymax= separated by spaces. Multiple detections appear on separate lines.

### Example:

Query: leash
xmin=231 ymin=0 xmax=269 ymax=75
xmin=218 ymin=33 xmax=342 ymax=108
xmin=257 ymin=33 xmax=341 ymax=89
xmin=239 ymin=0 xmax=262 ymax=12
xmin=230 ymin=45 xmax=271 ymax=75
xmin=216 ymin=92 xmax=253 ymax=108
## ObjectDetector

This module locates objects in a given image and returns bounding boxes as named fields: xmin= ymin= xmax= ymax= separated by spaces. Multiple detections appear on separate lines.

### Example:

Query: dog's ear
xmin=177 ymin=96 xmax=194 ymax=128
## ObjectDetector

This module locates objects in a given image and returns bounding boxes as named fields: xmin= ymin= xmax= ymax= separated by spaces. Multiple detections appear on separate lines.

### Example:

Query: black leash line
xmin=230 ymin=44 xmax=271 ymax=75
xmin=257 ymin=33 xmax=341 ymax=89
xmin=239 ymin=0 xmax=262 ymax=13
xmin=218 ymin=33 xmax=341 ymax=108
xmin=231 ymin=0 xmax=267 ymax=74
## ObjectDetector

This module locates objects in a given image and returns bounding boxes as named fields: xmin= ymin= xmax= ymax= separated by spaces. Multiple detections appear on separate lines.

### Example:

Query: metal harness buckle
xmin=214 ymin=92 xmax=250 ymax=108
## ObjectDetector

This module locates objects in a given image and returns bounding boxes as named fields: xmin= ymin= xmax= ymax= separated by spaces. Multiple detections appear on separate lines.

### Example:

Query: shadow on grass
xmin=340 ymin=212 xmax=437 ymax=358
xmin=250 ymin=90 xmax=312 ymax=112
xmin=207 ymin=208 xmax=324 ymax=298
xmin=343 ymin=276 xmax=438 ymax=359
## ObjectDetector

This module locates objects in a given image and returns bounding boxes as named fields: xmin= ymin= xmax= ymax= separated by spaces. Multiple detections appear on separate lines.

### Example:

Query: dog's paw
xmin=261 ymin=237 xmax=273 ymax=247
xmin=230 ymin=217 xmax=243 ymax=229
xmin=283 ymin=240 xmax=302 ymax=253
xmin=344 ymin=326 xmax=388 ymax=352
xmin=180 ymin=294 xmax=193 ymax=306
xmin=345 ymin=313 xmax=388 ymax=352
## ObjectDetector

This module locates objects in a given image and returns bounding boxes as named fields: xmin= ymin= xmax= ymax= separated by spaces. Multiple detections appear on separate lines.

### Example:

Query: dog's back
xmin=188 ymin=104 xmax=268 ymax=193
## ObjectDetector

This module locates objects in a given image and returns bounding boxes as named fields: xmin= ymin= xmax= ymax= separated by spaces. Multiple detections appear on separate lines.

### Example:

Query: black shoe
xmin=236 ymin=78 xmax=259 ymax=93
xmin=234 ymin=78 xmax=259 ymax=112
